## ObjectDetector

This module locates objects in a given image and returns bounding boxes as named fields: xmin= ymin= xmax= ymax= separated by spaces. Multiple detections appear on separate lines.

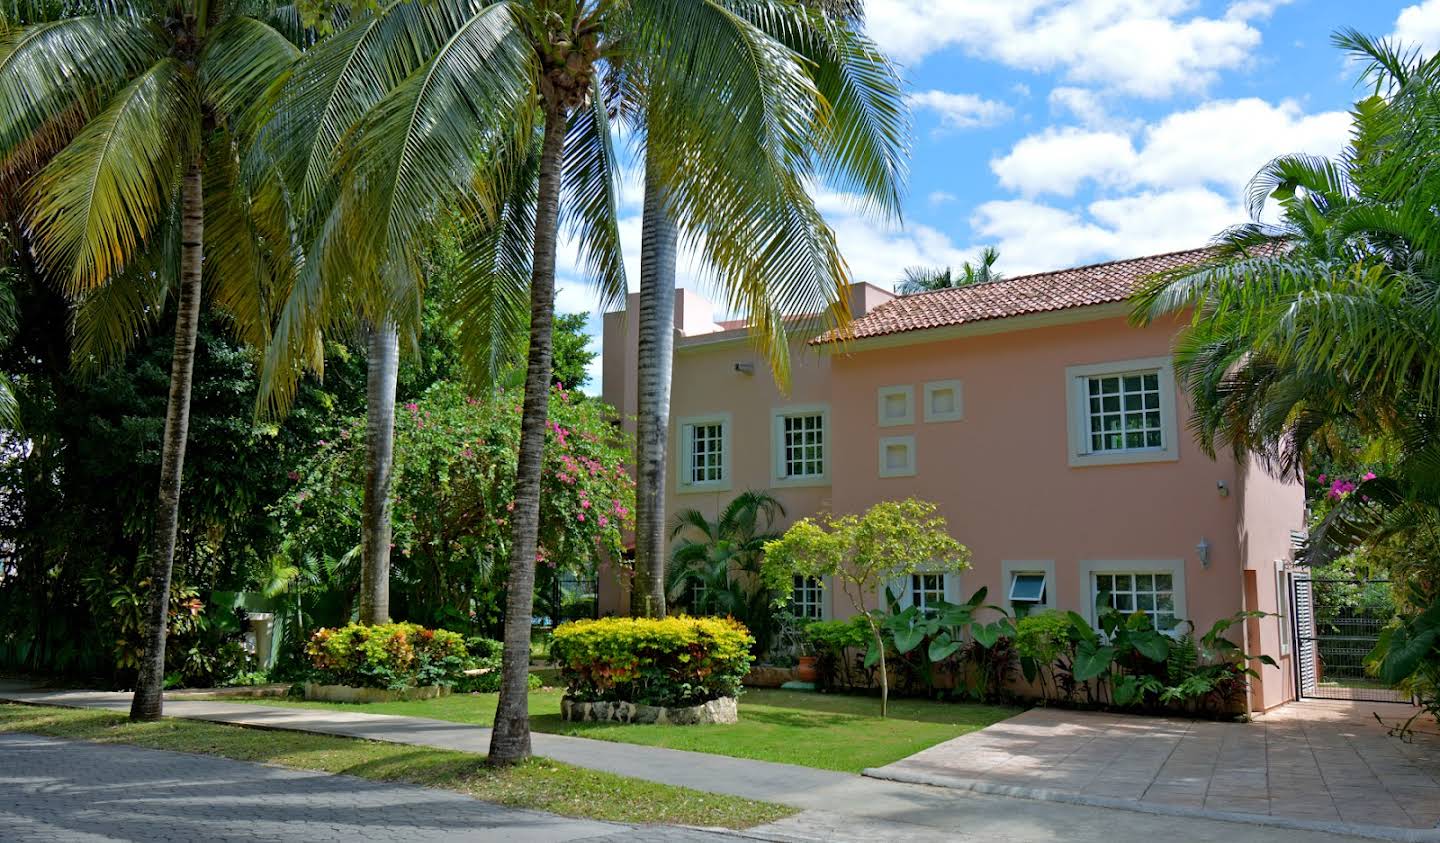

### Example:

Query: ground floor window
xmin=910 ymin=573 xmax=946 ymax=614
xmin=790 ymin=575 xmax=824 ymax=619
xmin=1094 ymin=571 xmax=1178 ymax=630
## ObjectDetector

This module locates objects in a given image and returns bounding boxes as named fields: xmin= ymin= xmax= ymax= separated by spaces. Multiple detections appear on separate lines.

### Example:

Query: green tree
xmin=762 ymin=498 xmax=969 ymax=716
xmin=628 ymin=4 xmax=909 ymax=619
xmin=0 ymin=0 xmax=301 ymax=719
xmin=896 ymin=246 xmax=1002 ymax=294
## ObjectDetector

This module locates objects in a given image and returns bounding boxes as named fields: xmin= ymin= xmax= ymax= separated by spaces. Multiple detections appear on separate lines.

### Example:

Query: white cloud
xmin=928 ymin=191 xmax=957 ymax=206
xmin=1224 ymin=0 xmax=1293 ymax=22
xmin=1393 ymin=0 xmax=1440 ymax=56
xmin=906 ymin=89 xmax=1012 ymax=132
xmin=992 ymin=98 xmax=1351 ymax=198
xmin=865 ymin=0 xmax=1262 ymax=98
xmin=1047 ymin=87 xmax=1113 ymax=128
xmin=991 ymin=127 xmax=1136 ymax=197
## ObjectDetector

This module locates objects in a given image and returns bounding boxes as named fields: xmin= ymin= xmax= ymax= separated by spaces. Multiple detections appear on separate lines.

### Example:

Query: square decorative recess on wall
xmin=923 ymin=380 xmax=963 ymax=422
xmin=878 ymin=435 xmax=916 ymax=477
xmin=877 ymin=385 xmax=914 ymax=427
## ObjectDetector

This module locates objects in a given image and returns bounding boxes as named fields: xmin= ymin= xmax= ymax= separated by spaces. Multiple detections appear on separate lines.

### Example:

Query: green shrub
xmin=1014 ymin=611 xmax=1071 ymax=664
xmin=805 ymin=616 xmax=872 ymax=691
xmin=549 ymin=615 xmax=755 ymax=706
xmin=306 ymin=623 xmax=467 ymax=690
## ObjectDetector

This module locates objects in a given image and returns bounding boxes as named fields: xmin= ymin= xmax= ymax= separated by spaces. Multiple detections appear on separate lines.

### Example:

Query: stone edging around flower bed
xmin=303 ymin=683 xmax=451 ymax=703
xmin=560 ymin=696 xmax=738 ymax=725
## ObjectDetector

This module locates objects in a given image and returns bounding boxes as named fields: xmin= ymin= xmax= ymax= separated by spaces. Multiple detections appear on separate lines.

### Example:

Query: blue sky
xmin=565 ymin=0 xmax=1440 ymax=393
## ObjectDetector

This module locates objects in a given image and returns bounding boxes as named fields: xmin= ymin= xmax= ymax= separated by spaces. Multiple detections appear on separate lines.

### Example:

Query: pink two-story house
xmin=601 ymin=247 xmax=1306 ymax=712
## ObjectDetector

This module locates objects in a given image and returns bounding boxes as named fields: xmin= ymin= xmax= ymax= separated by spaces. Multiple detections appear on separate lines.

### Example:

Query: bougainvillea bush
xmin=306 ymin=622 xmax=468 ymax=689
xmin=549 ymin=616 xmax=755 ymax=707
xmin=278 ymin=381 xmax=634 ymax=632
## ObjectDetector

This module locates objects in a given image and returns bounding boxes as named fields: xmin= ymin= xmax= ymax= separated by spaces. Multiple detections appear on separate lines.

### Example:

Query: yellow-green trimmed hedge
xmin=549 ymin=616 xmax=754 ymax=707
xmin=306 ymin=622 xmax=467 ymax=690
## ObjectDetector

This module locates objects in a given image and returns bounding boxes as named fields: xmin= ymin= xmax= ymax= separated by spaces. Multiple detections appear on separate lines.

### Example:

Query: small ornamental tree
xmin=762 ymin=499 xmax=970 ymax=716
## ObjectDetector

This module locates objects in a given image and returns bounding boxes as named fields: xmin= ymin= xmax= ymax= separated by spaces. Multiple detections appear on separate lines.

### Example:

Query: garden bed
xmin=560 ymin=695 xmax=737 ymax=725
xmin=303 ymin=682 xmax=451 ymax=703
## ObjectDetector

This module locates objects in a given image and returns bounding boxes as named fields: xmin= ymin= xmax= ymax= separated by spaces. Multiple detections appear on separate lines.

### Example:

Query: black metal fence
xmin=1292 ymin=576 xmax=1411 ymax=704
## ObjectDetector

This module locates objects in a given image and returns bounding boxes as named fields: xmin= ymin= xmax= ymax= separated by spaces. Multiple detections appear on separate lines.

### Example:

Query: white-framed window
xmin=877 ymin=385 xmax=914 ymax=427
xmin=1064 ymin=358 xmax=1178 ymax=467
xmin=1079 ymin=560 xmax=1187 ymax=633
xmin=1002 ymin=560 xmax=1056 ymax=614
xmin=772 ymin=404 xmax=829 ymax=485
xmin=790 ymin=574 xmax=826 ymax=620
xmin=889 ymin=571 xmax=962 ymax=613
xmin=1275 ymin=560 xmax=1292 ymax=657
xmin=678 ymin=414 xmax=731 ymax=492
xmin=911 ymin=573 xmax=946 ymax=614
xmin=878 ymin=435 xmax=916 ymax=478
xmin=923 ymin=380 xmax=964 ymax=423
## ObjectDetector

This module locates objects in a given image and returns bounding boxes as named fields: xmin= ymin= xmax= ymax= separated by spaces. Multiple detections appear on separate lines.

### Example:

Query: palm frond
xmin=200 ymin=14 xmax=299 ymax=138
xmin=560 ymin=73 xmax=625 ymax=310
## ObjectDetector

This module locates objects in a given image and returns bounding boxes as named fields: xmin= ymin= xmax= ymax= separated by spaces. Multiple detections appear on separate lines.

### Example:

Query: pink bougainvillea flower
xmin=598 ymin=515 xmax=609 ymax=527
xmin=1362 ymin=471 xmax=1376 ymax=481
xmin=1318 ymin=474 xmax=1327 ymax=483
xmin=581 ymin=499 xmax=591 ymax=509
xmin=405 ymin=402 xmax=419 ymax=412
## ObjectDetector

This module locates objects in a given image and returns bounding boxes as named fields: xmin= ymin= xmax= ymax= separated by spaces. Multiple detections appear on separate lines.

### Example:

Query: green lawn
xmin=0 ymin=703 xmax=792 ymax=829
xmin=226 ymin=687 xmax=1018 ymax=773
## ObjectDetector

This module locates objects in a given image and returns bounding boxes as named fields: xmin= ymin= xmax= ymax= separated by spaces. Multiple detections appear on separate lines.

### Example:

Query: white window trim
xmin=923 ymin=380 xmax=964 ymax=423
xmin=1001 ymin=560 xmax=1056 ymax=612
xmin=788 ymin=573 xmax=832 ymax=620
xmin=877 ymin=384 xmax=915 ymax=427
xmin=1065 ymin=357 xmax=1179 ymax=467
xmin=676 ymin=413 xmax=732 ymax=493
xmin=771 ymin=403 xmax=830 ymax=487
xmin=1275 ymin=560 xmax=1292 ymax=657
xmin=1078 ymin=559 xmax=1187 ymax=633
xmin=878 ymin=435 xmax=917 ymax=478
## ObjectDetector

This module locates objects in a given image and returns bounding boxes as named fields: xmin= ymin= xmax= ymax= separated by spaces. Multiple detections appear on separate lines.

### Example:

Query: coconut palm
xmin=0 ymin=0 xmax=300 ymax=719
xmin=897 ymin=246 xmax=1002 ymax=295
xmin=629 ymin=3 xmax=908 ymax=618
xmin=256 ymin=0 xmax=850 ymax=763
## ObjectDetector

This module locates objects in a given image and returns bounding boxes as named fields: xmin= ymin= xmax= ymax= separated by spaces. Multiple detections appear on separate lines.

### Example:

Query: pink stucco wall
xmin=1237 ymin=458 xmax=1306 ymax=710
xmin=599 ymin=291 xmax=1304 ymax=708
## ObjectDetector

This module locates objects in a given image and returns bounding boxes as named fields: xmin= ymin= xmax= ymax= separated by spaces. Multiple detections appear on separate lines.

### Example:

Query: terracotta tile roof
xmin=811 ymin=246 xmax=1219 ymax=345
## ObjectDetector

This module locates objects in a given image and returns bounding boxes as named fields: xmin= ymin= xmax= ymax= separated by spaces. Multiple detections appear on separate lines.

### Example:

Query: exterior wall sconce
xmin=734 ymin=362 xmax=754 ymax=375
xmin=1216 ymin=480 xmax=1229 ymax=497
xmin=1197 ymin=537 xmax=1211 ymax=568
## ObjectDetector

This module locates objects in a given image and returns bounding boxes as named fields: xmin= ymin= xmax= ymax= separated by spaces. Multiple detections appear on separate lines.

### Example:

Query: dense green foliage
xmin=306 ymin=622 xmax=468 ymax=689
xmin=549 ymin=616 xmax=755 ymax=707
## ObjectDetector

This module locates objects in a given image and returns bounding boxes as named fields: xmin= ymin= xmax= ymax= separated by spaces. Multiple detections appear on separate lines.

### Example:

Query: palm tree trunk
xmin=359 ymin=320 xmax=399 ymax=625
xmin=488 ymin=98 xmax=566 ymax=765
xmin=130 ymin=163 xmax=204 ymax=722
xmin=632 ymin=146 xmax=677 ymax=619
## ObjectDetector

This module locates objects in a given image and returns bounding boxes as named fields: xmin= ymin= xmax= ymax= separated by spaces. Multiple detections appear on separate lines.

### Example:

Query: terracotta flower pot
xmin=796 ymin=655 xmax=818 ymax=682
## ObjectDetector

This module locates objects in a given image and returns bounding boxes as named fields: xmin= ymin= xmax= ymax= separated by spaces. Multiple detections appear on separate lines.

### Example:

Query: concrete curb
xmin=862 ymin=766 xmax=1440 ymax=843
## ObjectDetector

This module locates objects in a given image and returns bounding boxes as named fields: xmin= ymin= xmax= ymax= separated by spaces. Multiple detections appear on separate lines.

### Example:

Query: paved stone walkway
xmin=868 ymin=701 xmax=1440 ymax=835
xmin=0 ymin=732 xmax=728 ymax=842
xmin=0 ymin=684 xmax=1392 ymax=842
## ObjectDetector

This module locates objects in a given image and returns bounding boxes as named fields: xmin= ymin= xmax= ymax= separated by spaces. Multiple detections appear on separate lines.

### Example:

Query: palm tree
xmin=258 ymin=0 xmax=851 ymax=763
xmin=666 ymin=490 xmax=786 ymax=651
xmin=629 ymin=4 xmax=908 ymax=618
xmin=0 ymin=0 xmax=300 ymax=719
xmin=1132 ymin=29 xmax=1440 ymax=572
xmin=897 ymin=246 xmax=1002 ymax=294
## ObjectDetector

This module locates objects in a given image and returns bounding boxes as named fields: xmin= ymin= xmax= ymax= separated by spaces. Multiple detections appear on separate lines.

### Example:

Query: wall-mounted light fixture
xmin=733 ymin=362 xmax=754 ymax=375
xmin=1197 ymin=537 xmax=1211 ymax=568
xmin=1216 ymin=480 xmax=1230 ymax=497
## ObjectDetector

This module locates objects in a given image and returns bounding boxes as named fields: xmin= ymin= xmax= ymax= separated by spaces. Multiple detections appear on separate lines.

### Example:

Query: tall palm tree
xmin=0 ymin=0 xmax=300 ymax=720
xmin=897 ymin=245 xmax=1002 ymax=294
xmin=629 ymin=3 xmax=908 ymax=618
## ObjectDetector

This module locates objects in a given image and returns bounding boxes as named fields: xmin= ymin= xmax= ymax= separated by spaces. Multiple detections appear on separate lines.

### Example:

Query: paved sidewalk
xmin=0 ymin=683 xmax=1388 ymax=842
xmin=0 ymin=732 xmax=726 ymax=842
xmin=868 ymin=703 xmax=1440 ymax=837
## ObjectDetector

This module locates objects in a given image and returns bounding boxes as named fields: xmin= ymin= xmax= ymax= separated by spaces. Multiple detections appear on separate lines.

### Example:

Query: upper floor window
xmin=773 ymin=405 xmax=828 ymax=484
xmin=1065 ymin=358 xmax=1178 ymax=467
xmin=790 ymin=574 xmax=825 ymax=619
xmin=678 ymin=414 xmax=730 ymax=491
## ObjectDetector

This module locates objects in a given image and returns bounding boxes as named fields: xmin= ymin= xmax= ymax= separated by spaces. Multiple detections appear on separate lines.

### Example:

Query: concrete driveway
xmin=866 ymin=700 xmax=1440 ymax=839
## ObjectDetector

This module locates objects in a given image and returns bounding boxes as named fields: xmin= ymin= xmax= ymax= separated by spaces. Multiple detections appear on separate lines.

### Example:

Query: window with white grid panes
xmin=687 ymin=422 xmax=724 ymax=484
xmin=790 ymin=575 xmax=824 ymax=619
xmin=1094 ymin=572 xmax=1177 ymax=630
xmin=781 ymin=413 xmax=825 ymax=478
xmin=911 ymin=573 xmax=946 ymax=614
xmin=1086 ymin=370 xmax=1163 ymax=452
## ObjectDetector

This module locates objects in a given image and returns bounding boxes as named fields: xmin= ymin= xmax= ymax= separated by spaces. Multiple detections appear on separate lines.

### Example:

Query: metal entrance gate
xmin=1292 ymin=576 xmax=1411 ymax=703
